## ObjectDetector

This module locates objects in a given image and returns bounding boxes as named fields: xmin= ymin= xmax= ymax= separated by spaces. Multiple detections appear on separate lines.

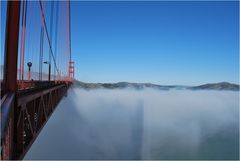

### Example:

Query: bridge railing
xmin=1 ymin=92 xmax=15 ymax=160
xmin=1 ymin=82 xmax=69 ymax=160
xmin=15 ymin=83 xmax=68 ymax=159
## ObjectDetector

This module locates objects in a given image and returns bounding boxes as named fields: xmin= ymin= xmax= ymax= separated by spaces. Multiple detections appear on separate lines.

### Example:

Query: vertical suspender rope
xmin=26 ymin=1 xmax=33 ymax=63
xmin=40 ymin=1 xmax=45 ymax=81
xmin=19 ymin=1 xmax=27 ymax=83
xmin=19 ymin=1 xmax=24 ymax=81
xmin=54 ymin=1 xmax=59 ymax=81
xmin=57 ymin=4 xmax=62 ymax=81
xmin=65 ymin=2 xmax=67 ymax=80
xmin=39 ymin=0 xmax=60 ymax=77
xmin=39 ymin=26 xmax=44 ymax=80
xmin=68 ymin=0 xmax=71 ymax=62
xmin=49 ymin=0 xmax=54 ymax=81
xmin=68 ymin=0 xmax=71 ymax=81
xmin=33 ymin=1 xmax=39 ymax=80
xmin=39 ymin=0 xmax=47 ymax=81
xmin=30 ymin=1 xmax=36 ymax=79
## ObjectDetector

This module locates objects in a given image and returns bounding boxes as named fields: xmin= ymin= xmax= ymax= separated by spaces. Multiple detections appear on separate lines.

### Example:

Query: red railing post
xmin=2 ymin=1 xmax=21 ymax=160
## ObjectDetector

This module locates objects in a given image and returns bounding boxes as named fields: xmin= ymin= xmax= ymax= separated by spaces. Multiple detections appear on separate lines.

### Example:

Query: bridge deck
xmin=1 ymin=82 xmax=70 ymax=160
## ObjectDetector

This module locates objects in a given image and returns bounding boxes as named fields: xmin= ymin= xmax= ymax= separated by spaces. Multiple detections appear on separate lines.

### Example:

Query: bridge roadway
xmin=1 ymin=81 xmax=71 ymax=160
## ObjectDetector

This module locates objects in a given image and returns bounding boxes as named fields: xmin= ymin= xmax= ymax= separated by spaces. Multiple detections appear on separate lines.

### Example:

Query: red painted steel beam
xmin=3 ymin=1 xmax=21 ymax=93
xmin=16 ymin=83 xmax=68 ymax=159
xmin=17 ymin=84 xmax=66 ymax=106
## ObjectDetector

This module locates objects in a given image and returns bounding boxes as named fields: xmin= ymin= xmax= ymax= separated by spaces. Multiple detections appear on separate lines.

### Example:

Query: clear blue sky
xmin=1 ymin=1 xmax=238 ymax=85
xmin=70 ymin=1 xmax=239 ymax=85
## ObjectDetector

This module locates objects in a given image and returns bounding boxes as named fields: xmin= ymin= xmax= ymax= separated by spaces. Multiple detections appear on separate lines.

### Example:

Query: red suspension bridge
xmin=1 ymin=1 xmax=74 ymax=159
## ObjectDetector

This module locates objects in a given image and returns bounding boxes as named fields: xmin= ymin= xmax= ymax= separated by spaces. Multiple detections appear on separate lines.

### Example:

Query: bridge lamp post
xmin=43 ymin=61 xmax=51 ymax=81
xmin=27 ymin=62 xmax=32 ymax=80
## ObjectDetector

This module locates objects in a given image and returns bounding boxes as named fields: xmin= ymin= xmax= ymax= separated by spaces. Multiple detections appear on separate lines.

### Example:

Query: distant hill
xmin=73 ymin=81 xmax=181 ymax=90
xmin=189 ymin=82 xmax=239 ymax=91
xmin=73 ymin=81 xmax=239 ymax=91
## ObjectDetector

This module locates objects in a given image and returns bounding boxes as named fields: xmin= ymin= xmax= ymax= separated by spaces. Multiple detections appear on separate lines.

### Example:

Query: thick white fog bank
xmin=24 ymin=88 xmax=239 ymax=160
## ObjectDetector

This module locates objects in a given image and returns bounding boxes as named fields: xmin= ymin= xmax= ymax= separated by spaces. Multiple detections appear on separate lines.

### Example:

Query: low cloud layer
xmin=24 ymin=88 xmax=239 ymax=160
